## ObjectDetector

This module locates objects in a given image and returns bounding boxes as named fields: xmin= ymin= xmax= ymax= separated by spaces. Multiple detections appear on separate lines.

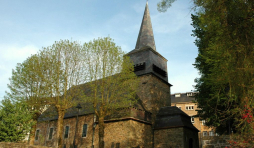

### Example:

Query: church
xmin=35 ymin=2 xmax=199 ymax=148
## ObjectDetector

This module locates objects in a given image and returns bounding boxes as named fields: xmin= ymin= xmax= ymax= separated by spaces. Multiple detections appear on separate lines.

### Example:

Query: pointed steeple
xmin=135 ymin=2 xmax=156 ymax=51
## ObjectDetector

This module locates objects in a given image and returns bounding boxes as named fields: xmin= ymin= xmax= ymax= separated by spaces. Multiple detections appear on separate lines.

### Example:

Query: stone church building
xmin=35 ymin=2 xmax=199 ymax=148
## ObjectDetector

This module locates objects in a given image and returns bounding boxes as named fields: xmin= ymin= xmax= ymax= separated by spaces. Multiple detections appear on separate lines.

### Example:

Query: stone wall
xmin=35 ymin=113 xmax=152 ymax=148
xmin=103 ymin=120 xmax=152 ymax=148
xmin=202 ymin=135 xmax=230 ymax=148
xmin=35 ymin=114 xmax=95 ymax=147
xmin=154 ymin=127 xmax=184 ymax=148
xmin=0 ymin=142 xmax=49 ymax=148
xmin=138 ymin=74 xmax=171 ymax=125
xmin=154 ymin=127 xmax=199 ymax=148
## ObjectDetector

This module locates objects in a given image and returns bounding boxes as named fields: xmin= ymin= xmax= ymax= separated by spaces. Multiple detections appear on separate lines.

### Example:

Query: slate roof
xmin=38 ymin=97 xmax=150 ymax=122
xmin=134 ymin=2 xmax=156 ymax=51
xmin=38 ymin=102 xmax=95 ymax=122
xmin=154 ymin=106 xmax=199 ymax=131
xmin=127 ymin=46 xmax=165 ymax=60
xmin=171 ymin=92 xmax=197 ymax=103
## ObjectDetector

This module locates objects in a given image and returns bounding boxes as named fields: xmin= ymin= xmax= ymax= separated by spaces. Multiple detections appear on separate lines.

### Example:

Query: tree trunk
xmin=28 ymin=120 xmax=37 ymax=145
xmin=56 ymin=109 xmax=65 ymax=148
xmin=98 ymin=116 xmax=105 ymax=148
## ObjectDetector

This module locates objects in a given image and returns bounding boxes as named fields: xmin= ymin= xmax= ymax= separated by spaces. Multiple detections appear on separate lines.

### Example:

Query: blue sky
xmin=0 ymin=0 xmax=198 ymax=102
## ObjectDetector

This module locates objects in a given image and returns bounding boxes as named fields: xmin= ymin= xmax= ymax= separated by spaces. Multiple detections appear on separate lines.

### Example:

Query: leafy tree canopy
xmin=158 ymin=0 xmax=254 ymax=135
xmin=82 ymin=37 xmax=139 ymax=148
xmin=0 ymin=98 xmax=34 ymax=142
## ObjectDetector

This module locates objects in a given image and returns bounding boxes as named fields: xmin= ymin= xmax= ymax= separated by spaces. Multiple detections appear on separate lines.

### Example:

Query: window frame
xmin=203 ymin=131 xmax=208 ymax=137
xmin=35 ymin=129 xmax=40 ymax=141
xmin=48 ymin=127 xmax=54 ymax=140
xmin=185 ymin=105 xmax=194 ymax=110
xmin=175 ymin=94 xmax=181 ymax=97
xmin=82 ymin=124 xmax=88 ymax=138
xmin=64 ymin=126 xmax=69 ymax=139
xmin=191 ymin=117 xmax=195 ymax=123
xmin=209 ymin=131 xmax=214 ymax=136
xmin=202 ymin=120 xmax=206 ymax=125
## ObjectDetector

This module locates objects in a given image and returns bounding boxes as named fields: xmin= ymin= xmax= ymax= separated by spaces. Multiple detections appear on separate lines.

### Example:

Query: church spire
xmin=135 ymin=1 xmax=156 ymax=51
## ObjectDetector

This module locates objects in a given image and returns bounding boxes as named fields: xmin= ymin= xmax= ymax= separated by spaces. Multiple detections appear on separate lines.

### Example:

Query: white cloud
xmin=0 ymin=45 xmax=38 ymax=61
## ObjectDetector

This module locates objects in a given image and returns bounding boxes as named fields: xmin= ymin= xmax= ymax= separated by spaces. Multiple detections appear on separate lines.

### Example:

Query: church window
xmin=134 ymin=62 xmax=146 ymax=72
xmin=152 ymin=64 xmax=167 ymax=77
xmin=116 ymin=143 xmax=120 ymax=148
xmin=111 ymin=142 xmax=114 ymax=148
xmin=64 ymin=126 xmax=69 ymax=138
xmin=35 ymin=130 xmax=39 ymax=140
xmin=82 ymin=124 xmax=88 ymax=137
xmin=48 ymin=128 xmax=53 ymax=140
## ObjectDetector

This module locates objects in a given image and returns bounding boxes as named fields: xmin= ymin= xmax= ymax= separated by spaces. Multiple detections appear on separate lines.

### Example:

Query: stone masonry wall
xmin=202 ymin=135 xmax=231 ymax=148
xmin=137 ymin=74 xmax=171 ymax=125
xmin=0 ymin=142 xmax=49 ymax=148
xmin=102 ymin=120 xmax=152 ymax=148
xmin=154 ymin=127 xmax=184 ymax=148
xmin=35 ymin=114 xmax=152 ymax=148
xmin=35 ymin=114 xmax=95 ymax=148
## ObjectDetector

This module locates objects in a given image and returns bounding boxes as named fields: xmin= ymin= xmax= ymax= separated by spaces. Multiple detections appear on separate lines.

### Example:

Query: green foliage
xmin=82 ymin=37 xmax=139 ymax=148
xmin=0 ymin=99 xmax=34 ymax=142
xmin=158 ymin=0 xmax=254 ymax=135
xmin=157 ymin=0 xmax=177 ymax=12
xmin=82 ymin=37 xmax=139 ymax=116
xmin=6 ymin=54 xmax=47 ymax=116
xmin=192 ymin=0 xmax=254 ymax=134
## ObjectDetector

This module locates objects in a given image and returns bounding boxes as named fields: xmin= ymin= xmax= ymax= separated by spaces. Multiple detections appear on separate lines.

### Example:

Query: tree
xmin=0 ymin=98 xmax=34 ymax=142
xmin=5 ymin=40 xmax=87 ymax=148
xmin=5 ymin=55 xmax=49 ymax=144
xmin=35 ymin=40 xmax=87 ymax=148
xmin=158 ymin=0 xmax=254 ymax=137
xmin=82 ymin=37 xmax=139 ymax=148
xmin=193 ymin=0 xmax=254 ymax=135
xmin=157 ymin=0 xmax=177 ymax=12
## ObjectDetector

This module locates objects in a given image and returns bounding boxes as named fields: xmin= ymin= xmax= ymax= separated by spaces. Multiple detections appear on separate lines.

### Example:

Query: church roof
xmin=154 ymin=106 xmax=199 ymax=131
xmin=38 ymin=99 xmax=151 ymax=122
xmin=134 ymin=2 xmax=156 ymax=51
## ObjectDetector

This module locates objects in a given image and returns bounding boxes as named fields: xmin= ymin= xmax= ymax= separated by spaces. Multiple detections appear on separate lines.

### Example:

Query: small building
xmin=171 ymin=92 xmax=217 ymax=148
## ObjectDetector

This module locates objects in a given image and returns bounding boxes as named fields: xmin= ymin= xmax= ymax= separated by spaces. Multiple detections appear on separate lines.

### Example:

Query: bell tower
xmin=127 ymin=2 xmax=169 ymax=83
xmin=127 ymin=2 xmax=172 ymax=115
